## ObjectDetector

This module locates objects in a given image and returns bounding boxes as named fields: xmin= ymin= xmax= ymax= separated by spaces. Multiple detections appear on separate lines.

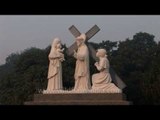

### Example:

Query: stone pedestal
xmin=25 ymin=93 xmax=132 ymax=105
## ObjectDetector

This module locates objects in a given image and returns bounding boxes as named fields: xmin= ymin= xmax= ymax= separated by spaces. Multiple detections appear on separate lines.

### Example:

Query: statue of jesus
xmin=73 ymin=34 xmax=91 ymax=91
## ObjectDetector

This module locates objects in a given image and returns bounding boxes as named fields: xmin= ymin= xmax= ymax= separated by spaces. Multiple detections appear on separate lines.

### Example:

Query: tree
xmin=111 ymin=32 xmax=158 ymax=104
xmin=0 ymin=47 xmax=48 ymax=104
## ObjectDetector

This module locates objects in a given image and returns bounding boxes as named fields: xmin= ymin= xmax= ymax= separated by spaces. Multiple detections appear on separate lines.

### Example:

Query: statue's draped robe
xmin=74 ymin=44 xmax=91 ymax=90
xmin=47 ymin=48 xmax=63 ymax=90
xmin=92 ymin=57 xmax=121 ymax=93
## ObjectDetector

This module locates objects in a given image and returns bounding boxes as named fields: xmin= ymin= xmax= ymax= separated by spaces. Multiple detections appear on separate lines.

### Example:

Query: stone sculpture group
xmin=43 ymin=33 xmax=122 ymax=94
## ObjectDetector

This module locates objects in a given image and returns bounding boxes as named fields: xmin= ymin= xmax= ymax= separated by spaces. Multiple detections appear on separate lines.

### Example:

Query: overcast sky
xmin=0 ymin=15 xmax=160 ymax=65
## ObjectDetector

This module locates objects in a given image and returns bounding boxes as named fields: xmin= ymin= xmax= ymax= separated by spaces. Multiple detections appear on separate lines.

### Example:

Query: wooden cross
xmin=67 ymin=25 xmax=126 ymax=89
xmin=66 ymin=25 xmax=100 ymax=58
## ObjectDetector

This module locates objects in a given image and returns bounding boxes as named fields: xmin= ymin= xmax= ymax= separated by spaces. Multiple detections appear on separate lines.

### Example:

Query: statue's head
xmin=76 ymin=33 xmax=86 ymax=47
xmin=96 ymin=49 xmax=107 ymax=58
xmin=52 ymin=37 xmax=62 ymax=49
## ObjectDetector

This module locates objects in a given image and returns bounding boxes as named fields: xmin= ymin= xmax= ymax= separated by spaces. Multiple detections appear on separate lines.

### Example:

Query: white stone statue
xmin=45 ymin=38 xmax=64 ymax=92
xmin=73 ymin=34 xmax=91 ymax=91
xmin=91 ymin=49 xmax=121 ymax=93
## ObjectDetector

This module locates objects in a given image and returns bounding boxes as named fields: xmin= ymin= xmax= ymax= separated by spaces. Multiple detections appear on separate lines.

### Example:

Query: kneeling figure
xmin=92 ymin=49 xmax=121 ymax=93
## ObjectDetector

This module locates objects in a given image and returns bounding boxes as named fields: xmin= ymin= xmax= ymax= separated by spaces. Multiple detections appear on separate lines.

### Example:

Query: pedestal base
xmin=25 ymin=93 xmax=132 ymax=105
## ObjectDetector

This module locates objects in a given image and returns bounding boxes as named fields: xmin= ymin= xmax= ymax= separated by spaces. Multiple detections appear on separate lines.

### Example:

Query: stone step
xmin=25 ymin=100 xmax=131 ymax=105
xmin=34 ymin=93 xmax=126 ymax=101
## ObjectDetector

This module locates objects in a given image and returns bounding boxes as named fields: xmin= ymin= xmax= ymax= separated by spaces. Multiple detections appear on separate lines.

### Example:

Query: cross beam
xmin=66 ymin=25 xmax=100 ymax=56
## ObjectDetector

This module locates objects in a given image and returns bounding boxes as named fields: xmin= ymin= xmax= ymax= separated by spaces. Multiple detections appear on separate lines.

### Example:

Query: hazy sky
xmin=0 ymin=15 xmax=160 ymax=65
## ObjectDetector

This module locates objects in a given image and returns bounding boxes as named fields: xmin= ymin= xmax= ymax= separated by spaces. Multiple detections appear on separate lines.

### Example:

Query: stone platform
xmin=25 ymin=93 xmax=132 ymax=105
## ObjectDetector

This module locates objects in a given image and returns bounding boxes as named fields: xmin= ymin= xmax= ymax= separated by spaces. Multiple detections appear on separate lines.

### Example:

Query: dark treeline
xmin=0 ymin=32 xmax=160 ymax=105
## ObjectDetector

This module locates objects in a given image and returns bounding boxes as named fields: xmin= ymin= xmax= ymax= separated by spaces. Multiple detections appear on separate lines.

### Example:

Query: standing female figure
xmin=46 ymin=38 xmax=64 ymax=91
